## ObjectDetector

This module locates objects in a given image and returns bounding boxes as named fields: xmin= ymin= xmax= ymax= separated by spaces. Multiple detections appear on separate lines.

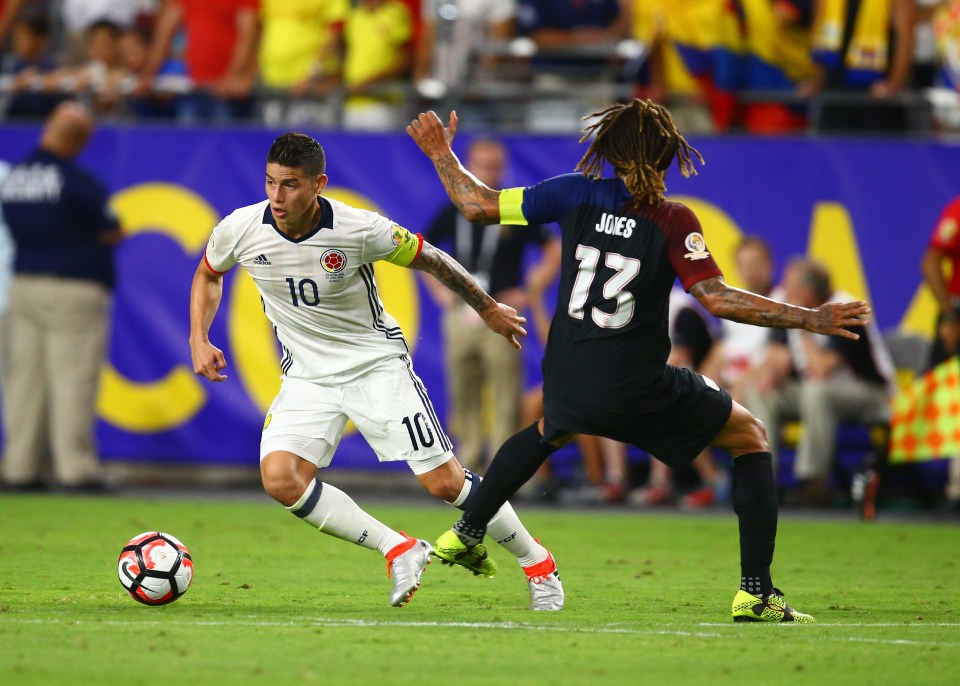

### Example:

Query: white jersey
xmin=205 ymin=196 xmax=423 ymax=384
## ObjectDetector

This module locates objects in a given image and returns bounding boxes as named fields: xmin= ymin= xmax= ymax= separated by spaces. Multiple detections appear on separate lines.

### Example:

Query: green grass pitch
xmin=1 ymin=492 xmax=958 ymax=685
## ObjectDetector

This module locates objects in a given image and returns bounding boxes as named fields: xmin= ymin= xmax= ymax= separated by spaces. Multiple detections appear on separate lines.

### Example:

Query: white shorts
xmin=259 ymin=355 xmax=454 ymax=476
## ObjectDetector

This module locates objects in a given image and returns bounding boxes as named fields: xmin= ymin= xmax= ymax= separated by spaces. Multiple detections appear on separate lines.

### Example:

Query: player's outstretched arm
xmin=189 ymin=259 xmax=229 ymax=381
xmin=411 ymin=240 xmax=527 ymax=349
xmin=690 ymin=276 xmax=871 ymax=340
xmin=406 ymin=111 xmax=502 ymax=225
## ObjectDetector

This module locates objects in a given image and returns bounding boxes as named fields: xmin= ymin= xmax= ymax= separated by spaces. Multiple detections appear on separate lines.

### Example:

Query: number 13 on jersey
xmin=568 ymin=244 xmax=641 ymax=329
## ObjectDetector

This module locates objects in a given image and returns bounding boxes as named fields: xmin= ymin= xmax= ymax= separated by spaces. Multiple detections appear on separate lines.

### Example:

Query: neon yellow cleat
xmin=434 ymin=529 xmax=497 ymax=577
xmin=731 ymin=588 xmax=816 ymax=623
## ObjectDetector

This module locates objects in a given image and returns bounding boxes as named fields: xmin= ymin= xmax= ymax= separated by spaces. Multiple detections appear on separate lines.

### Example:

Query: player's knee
xmin=424 ymin=473 xmax=462 ymax=502
xmin=738 ymin=415 xmax=769 ymax=455
xmin=260 ymin=455 xmax=307 ymax=506
xmin=750 ymin=417 xmax=770 ymax=453
xmin=416 ymin=457 xmax=466 ymax=502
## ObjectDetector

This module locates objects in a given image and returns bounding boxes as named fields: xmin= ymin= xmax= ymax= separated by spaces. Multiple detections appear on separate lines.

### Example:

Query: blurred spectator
xmin=58 ymin=0 xmax=156 ymax=65
xmin=44 ymin=20 xmax=127 ymax=117
xmin=701 ymin=235 xmax=784 ymax=402
xmin=631 ymin=286 xmax=729 ymax=508
xmin=934 ymin=0 xmax=960 ymax=90
xmin=137 ymin=0 xmax=259 ymax=123
xmin=339 ymin=0 xmax=414 ymax=130
xmin=0 ymin=0 xmax=27 ymax=47
xmin=518 ymin=0 xmax=630 ymax=58
xmin=0 ymin=102 xmax=124 ymax=492
xmin=913 ymin=0 xmax=945 ymax=89
xmin=0 ymin=157 xmax=11 ymax=384
xmin=810 ymin=0 xmax=919 ymax=133
xmin=413 ymin=0 xmax=516 ymax=105
xmin=257 ymin=0 xmax=348 ymax=126
xmin=117 ymin=22 xmax=181 ymax=119
xmin=1 ymin=13 xmax=62 ymax=120
xmin=746 ymin=258 xmax=895 ymax=506
xmin=258 ymin=0 xmax=346 ymax=94
xmin=517 ymin=0 xmax=631 ymax=130
xmin=421 ymin=137 xmax=560 ymax=472
xmin=920 ymin=193 xmax=960 ymax=506
xmin=921 ymin=195 xmax=960 ymax=368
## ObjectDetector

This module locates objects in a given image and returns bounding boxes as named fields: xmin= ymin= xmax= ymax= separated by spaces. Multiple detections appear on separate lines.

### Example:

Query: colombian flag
xmin=889 ymin=357 xmax=960 ymax=463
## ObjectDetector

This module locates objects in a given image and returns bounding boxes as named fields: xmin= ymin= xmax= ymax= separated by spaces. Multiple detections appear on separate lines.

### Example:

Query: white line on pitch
xmin=697 ymin=622 xmax=960 ymax=628
xmin=3 ymin=617 xmax=724 ymax=639
xmin=5 ymin=617 xmax=960 ymax=646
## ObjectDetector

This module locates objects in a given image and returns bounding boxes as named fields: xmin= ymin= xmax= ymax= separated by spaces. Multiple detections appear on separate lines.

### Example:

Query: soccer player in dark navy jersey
xmin=407 ymin=99 xmax=871 ymax=622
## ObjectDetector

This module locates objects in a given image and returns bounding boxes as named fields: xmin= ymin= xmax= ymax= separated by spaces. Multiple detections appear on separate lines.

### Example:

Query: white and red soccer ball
xmin=118 ymin=531 xmax=193 ymax=606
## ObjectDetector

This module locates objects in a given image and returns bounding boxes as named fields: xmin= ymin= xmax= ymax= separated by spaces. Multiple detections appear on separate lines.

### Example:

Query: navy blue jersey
xmin=501 ymin=174 xmax=723 ymax=408
xmin=0 ymin=149 xmax=119 ymax=288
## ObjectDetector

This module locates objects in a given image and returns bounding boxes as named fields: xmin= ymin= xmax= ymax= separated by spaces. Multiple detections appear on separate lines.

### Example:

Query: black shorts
xmin=542 ymin=365 xmax=733 ymax=469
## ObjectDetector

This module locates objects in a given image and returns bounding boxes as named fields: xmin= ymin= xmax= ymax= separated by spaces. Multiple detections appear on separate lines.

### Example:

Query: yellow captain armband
xmin=384 ymin=224 xmax=423 ymax=267
xmin=498 ymin=187 xmax=528 ymax=226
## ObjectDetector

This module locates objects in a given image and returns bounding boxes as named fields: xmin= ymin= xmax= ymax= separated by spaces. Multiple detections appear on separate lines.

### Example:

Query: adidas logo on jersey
xmin=252 ymin=254 xmax=271 ymax=265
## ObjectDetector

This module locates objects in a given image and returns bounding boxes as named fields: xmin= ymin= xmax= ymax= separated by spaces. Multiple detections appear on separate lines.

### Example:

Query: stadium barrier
xmin=0 ymin=126 xmax=953 ymax=471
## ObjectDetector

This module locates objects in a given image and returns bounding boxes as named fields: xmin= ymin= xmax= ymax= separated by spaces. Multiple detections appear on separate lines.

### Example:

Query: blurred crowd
xmin=1 ymin=0 xmax=959 ymax=133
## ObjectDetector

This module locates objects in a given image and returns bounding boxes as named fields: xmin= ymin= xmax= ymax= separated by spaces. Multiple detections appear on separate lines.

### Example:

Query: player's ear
xmin=315 ymin=174 xmax=328 ymax=194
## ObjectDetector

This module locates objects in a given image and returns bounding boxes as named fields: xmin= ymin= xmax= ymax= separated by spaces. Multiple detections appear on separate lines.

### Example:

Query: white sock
xmin=451 ymin=470 xmax=548 ymax=568
xmin=288 ymin=478 xmax=406 ymax=556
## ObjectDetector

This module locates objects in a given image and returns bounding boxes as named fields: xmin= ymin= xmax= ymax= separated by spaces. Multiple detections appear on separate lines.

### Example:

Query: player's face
xmin=265 ymin=163 xmax=327 ymax=226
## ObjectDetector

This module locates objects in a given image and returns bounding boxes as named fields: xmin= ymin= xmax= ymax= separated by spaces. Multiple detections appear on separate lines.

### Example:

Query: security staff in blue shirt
xmin=0 ymin=101 xmax=123 ymax=491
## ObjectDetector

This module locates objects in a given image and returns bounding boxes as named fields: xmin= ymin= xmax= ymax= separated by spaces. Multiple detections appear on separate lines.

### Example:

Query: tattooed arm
xmin=406 ymin=110 xmax=501 ymax=224
xmin=689 ymin=276 xmax=871 ymax=340
xmin=411 ymin=239 xmax=527 ymax=349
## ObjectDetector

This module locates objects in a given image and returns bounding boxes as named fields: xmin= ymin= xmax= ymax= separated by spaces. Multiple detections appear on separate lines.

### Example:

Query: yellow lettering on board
xmin=96 ymin=183 xmax=217 ymax=432
xmin=806 ymin=202 xmax=870 ymax=302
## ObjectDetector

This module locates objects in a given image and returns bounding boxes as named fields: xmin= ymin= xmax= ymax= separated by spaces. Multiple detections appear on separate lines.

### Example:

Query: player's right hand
xmin=406 ymin=110 xmax=458 ymax=159
xmin=480 ymin=302 xmax=528 ymax=350
xmin=808 ymin=301 xmax=872 ymax=340
xmin=191 ymin=340 xmax=228 ymax=382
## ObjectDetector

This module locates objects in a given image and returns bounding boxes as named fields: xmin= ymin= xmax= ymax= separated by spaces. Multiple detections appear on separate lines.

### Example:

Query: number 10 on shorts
xmin=401 ymin=413 xmax=435 ymax=451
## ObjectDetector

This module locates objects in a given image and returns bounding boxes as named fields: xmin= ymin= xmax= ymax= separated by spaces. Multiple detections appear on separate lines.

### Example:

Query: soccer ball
xmin=118 ymin=531 xmax=194 ymax=606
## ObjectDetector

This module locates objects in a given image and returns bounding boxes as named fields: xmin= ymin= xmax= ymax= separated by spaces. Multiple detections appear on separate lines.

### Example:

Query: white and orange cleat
xmin=523 ymin=548 xmax=564 ymax=611
xmin=386 ymin=533 xmax=432 ymax=607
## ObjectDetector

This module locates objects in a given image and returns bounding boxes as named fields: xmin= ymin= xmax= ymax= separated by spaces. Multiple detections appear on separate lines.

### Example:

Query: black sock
xmin=732 ymin=452 xmax=778 ymax=597
xmin=457 ymin=422 xmax=558 ymax=541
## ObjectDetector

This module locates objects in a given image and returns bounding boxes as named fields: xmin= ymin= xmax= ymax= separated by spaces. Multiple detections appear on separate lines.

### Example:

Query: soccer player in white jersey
xmin=189 ymin=132 xmax=564 ymax=609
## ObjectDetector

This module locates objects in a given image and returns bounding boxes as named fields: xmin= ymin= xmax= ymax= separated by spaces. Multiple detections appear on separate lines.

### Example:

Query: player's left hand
xmin=406 ymin=110 xmax=458 ymax=160
xmin=807 ymin=301 xmax=872 ymax=340
xmin=480 ymin=302 xmax=527 ymax=350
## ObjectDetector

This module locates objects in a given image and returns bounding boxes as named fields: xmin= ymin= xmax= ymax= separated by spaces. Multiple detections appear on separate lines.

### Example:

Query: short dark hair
xmin=788 ymin=256 xmax=832 ymax=303
xmin=87 ymin=20 xmax=122 ymax=37
xmin=17 ymin=13 xmax=51 ymax=36
xmin=736 ymin=235 xmax=773 ymax=259
xmin=267 ymin=133 xmax=326 ymax=178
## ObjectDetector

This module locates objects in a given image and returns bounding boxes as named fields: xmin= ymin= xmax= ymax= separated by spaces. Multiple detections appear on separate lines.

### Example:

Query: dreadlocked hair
xmin=575 ymin=99 xmax=704 ymax=208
